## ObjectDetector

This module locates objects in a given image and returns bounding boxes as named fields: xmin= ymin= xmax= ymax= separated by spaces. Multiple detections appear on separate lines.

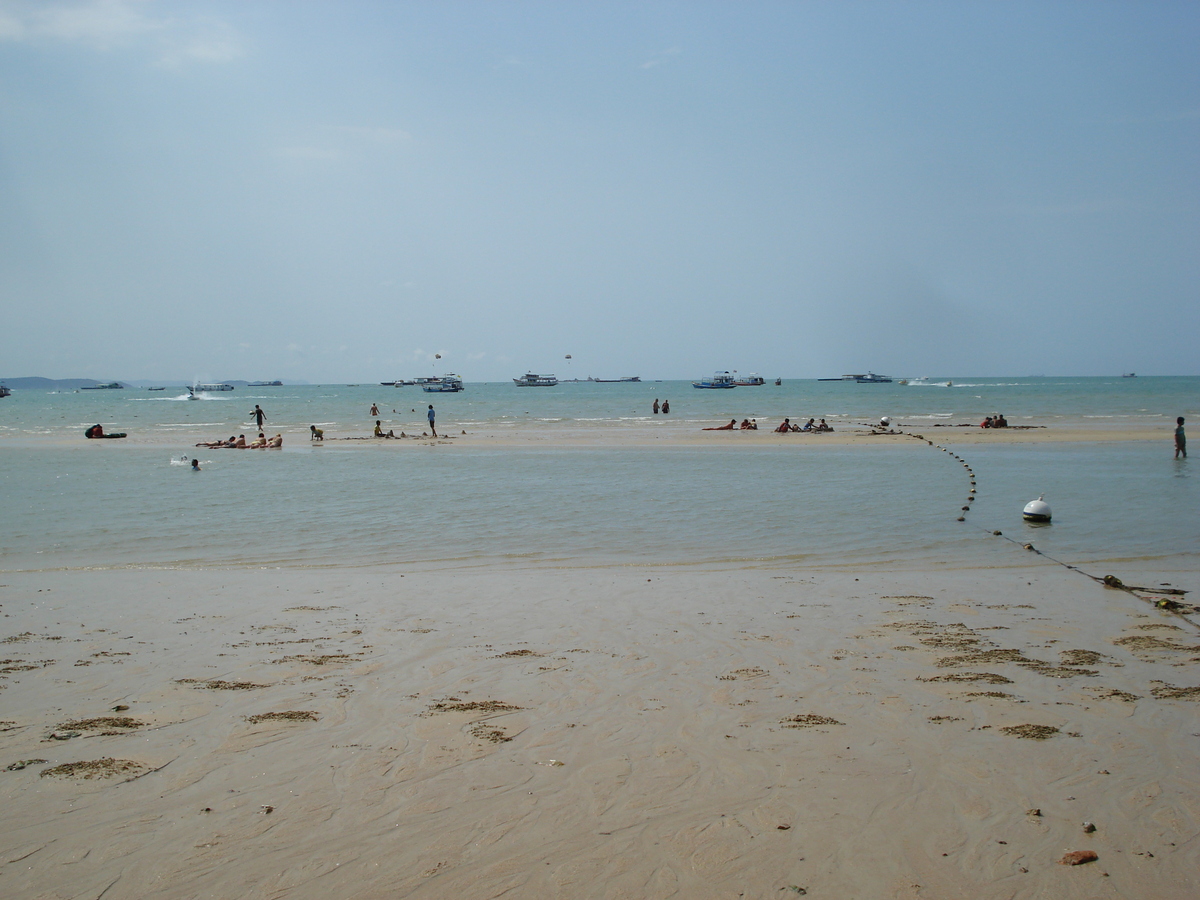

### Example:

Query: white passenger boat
xmin=734 ymin=374 xmax=765 ymax=386
xmin=190 ymin=383 xmax=234 ymax=392
xmin=692 ymin=371 xmax=736 ymax=389
xmin=513 ymin=372 xmax=559 ymax=386
xmin=422 ymin=374 xmax=464 ymax=392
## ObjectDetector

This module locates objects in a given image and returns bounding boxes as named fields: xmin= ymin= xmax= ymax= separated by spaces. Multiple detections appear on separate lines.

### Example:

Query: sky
xmin=1 ymin=0 xmax=1197 ymax=383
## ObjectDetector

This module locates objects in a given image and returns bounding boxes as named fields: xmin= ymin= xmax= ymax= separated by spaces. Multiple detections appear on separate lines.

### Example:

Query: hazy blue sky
xmin=2 ymin=1 xmax=1197 ymax=382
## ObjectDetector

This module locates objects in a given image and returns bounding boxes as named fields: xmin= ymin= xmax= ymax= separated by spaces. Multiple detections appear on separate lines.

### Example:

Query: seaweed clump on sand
xmin=246 ymin=710 xmax=320 ymax=723
xmin=1150 ymin=682 xmax=1200 ymax=701
xmin=56 ymin=716 xmax=143 ymax=733
xmin=1000 ymin=724 xmax=1060 ymax=740
xmin=177 ymin=678 xmax=269 ymax=690
xmin=40 ymin=758 xmax=147 ymax=780
xmin=780 ymin=714 xmax=844 ymax=728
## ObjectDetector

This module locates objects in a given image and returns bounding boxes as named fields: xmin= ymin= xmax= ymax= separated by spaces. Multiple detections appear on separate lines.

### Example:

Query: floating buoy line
xmin=898 ymin=429 xmax=1197 ymax=630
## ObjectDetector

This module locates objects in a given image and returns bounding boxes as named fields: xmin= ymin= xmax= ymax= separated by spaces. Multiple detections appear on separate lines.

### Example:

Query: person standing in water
xmin=661 ymin=399 xmax=670 ymax=414
xmin=1175 ymin=417 xmax=1186 ymax=459
xmin=652 ymin=398 xmax=659 ymax=414
xmin=370 ymin=403 xmax=379 ymax=416
xmin=427 ymin=404 xmax=437 ymax=437
xmin=251 ymin=404 xmax=265 ymax=430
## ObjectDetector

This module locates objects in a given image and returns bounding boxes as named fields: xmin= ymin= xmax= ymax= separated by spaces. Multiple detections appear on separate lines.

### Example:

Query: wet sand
xmin=2 ymin=562 xmax=1197 ymax=899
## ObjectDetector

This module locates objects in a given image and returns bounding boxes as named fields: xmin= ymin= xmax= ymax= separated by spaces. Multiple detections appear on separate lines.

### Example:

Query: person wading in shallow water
xmin=427 ymin=404 xmax=437 ymax=437
xmin=251 ymin=404 xmax=265 ymax=430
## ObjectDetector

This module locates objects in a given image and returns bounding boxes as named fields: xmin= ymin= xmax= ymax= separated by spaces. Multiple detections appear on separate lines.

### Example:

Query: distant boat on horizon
xmin=817 ymin=373 xmax=893 ymax=383
xmin=81 ymin=382 xmax=124 ymax=390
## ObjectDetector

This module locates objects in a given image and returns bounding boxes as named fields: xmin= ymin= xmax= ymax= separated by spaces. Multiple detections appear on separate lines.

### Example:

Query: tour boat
xmin=693 ymin=372 xmax=737 ymax=389
xmin=422 ymin=374 xmax=464 ymax=392
xmin=513 ymin=373 xmax=559 ymax=386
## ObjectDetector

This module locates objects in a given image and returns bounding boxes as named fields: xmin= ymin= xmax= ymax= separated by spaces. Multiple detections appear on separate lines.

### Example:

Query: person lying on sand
xmin=249 ymin=432 xmax=267 ymax=449
xmin=233 ymin=434 xmax=247 ymax=448
xmin=266 ymin=434 xmax=283 ymax=449
xmin=196 ymin=435 xmax=234 ymax=448
xmin=704 ymin=419 xmax=737 ymax=431
xmin=774 ymin=418 xmax=791 ymax=433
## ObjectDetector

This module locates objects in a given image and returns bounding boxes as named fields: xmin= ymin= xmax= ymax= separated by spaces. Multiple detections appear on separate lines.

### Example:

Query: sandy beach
xmin=2 ymin=559 xmax=1197 ymax=899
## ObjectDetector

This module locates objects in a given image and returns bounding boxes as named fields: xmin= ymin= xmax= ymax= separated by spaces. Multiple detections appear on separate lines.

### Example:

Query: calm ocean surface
xmin=0 ymin=376 xmax=1196 ymax=440
xmin=0 ymin=378 xmax=1195 ymax=574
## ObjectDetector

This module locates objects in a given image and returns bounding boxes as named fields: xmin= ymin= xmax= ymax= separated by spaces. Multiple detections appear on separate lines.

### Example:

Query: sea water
xmin=0 ymin=378 xmax=1195 ymax=574
xmin=0 ymin=376 xmax=1196 ymax=442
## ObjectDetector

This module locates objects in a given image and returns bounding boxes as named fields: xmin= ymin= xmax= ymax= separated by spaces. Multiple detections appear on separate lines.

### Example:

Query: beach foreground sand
xmin=2 ymin=561 xmax=1197 ymax=899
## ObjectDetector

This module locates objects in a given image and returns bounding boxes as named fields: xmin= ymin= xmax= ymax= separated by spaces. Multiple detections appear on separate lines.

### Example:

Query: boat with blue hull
xmin=692 ymin=372 xmax=736 ymax=389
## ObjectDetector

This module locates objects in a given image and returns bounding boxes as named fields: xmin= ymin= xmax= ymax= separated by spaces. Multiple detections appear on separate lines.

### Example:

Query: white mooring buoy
xmin=1023 ymin=495 xmax=1052 ymax=523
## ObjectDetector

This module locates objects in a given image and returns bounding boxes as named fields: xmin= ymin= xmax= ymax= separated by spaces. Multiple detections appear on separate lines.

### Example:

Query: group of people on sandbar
xmin=703 ymin=417 xmax=831 ymax=433
xmin=773 ymin=417 xmax=830 ymax=433
xmin=196 ymin=432 xmax=282 ymax=449
xmin=980 ymin=413 xmax=1008 ymax=428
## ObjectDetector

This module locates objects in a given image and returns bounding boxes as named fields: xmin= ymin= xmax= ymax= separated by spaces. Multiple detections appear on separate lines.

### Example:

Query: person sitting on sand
xmin=801 ymin=418 xmax=815 ymax=432
xmin=981 ymin=416 xmax=992 ymax=428
xmin=704 ymin=419 xmax=737 ymax=431
xmin=374 ymin=420 xmax=385 ymax=437
xmin=817 ymin=419 xmax=833 ymax=432
xmin=995 ymin=413 xmax=1007 ymax=427
xmin=310 ymin=425 xmax=323 ymax=441
xmin=774 ymin=418 xmax=791 ymax=433
xmin=739 ymin=418 xmax=757 ymax=430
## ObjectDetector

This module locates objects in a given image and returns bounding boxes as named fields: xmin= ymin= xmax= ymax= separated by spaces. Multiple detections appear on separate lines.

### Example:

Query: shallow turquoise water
xmin=1 ymin=440 xmax=1193 ymax=573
